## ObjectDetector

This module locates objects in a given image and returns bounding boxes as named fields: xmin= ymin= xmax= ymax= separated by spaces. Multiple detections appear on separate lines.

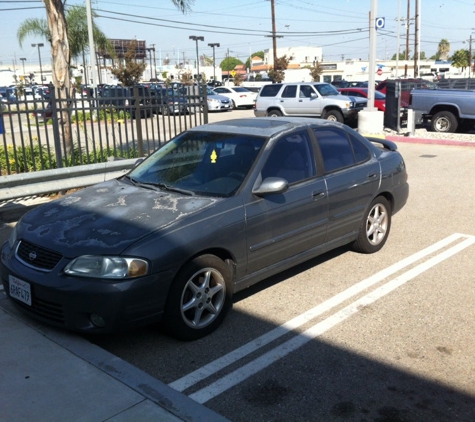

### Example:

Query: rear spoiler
xmin=366 ymin=137 xmax=398 ymax=151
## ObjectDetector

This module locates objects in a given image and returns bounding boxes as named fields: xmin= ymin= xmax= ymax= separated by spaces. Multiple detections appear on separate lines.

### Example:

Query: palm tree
xmin=17 ymin=0 xmax=193 ymax=159
xmin=437 ymin=39 xmax=451 ymax=61
xmin=17 ymin=5 xmax=110 ymax=73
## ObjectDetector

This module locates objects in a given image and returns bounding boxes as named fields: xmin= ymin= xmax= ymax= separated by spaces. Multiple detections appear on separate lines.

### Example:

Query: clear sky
xmin=1 ymin=0 xmax=474 ymax=71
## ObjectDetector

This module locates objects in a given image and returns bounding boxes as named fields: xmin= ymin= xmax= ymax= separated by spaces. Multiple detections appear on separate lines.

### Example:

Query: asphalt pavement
xmin=0 ymin=126 xmax=474 ymax=422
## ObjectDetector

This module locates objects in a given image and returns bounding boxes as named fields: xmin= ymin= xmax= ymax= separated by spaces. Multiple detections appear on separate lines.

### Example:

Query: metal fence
xmin=0 ymin=84 xmax=208 ymax=176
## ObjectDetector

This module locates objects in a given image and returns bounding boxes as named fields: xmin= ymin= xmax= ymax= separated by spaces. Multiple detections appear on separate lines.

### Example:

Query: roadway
xmin=1 ymin=110 xmax=474 ymax=421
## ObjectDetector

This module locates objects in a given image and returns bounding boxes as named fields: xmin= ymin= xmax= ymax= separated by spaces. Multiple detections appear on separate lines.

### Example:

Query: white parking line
xmin=188 ymin=234 xmax=475 ymax=404
xmin=169 ymin=233 xmax=473 ymax=393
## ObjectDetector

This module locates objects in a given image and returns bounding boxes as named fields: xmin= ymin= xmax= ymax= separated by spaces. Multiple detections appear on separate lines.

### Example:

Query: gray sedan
xmin=1 ymin=118 xmax=409 ymax=340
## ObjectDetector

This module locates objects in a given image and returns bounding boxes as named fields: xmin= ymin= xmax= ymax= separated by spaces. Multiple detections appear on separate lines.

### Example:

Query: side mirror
xmin=252 ymin=177 xmax=288 ymax=196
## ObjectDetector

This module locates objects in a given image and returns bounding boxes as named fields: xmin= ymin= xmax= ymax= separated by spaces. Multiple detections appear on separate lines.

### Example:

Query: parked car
xmin=97 ymin=85 xmax=155 ymax=118
xmin=254 ymin=82 xmax=367 ymax=124
xmin=205 ymin=87 xmax=232 ymax=112
xmin=212 ymin=86 xmax=257 ymax=109
xmin=150 ymin=85 xmax=188 ymax=115
xmin=31 ymin=102 xmax=53 ymax=120
xmin=0 ymin=117 xmax=409 ymax=340
xmin=0 ymin=86 xmax=18 ymax=103
xmin=338 ymin=87 xmax=386 ymax=112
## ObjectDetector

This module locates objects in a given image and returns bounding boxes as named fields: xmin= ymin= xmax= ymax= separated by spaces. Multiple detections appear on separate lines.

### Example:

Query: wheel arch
xmin=173 ymin=247 xmax=237 ymax=283
xmin=266 ymin=106 xmax=285 ymax=116
xmin=429 ymin=104 xmax=460 ymax=118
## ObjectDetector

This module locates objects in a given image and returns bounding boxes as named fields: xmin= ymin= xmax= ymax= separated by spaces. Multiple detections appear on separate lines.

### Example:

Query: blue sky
xmin=1 ymin=0 xmax=474 ymax=70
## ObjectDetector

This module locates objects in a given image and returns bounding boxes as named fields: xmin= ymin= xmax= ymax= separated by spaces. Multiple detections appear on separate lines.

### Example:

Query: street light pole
xmin=208 ymin=43 xmax=220 ymax=84
xmin=20 ymin=58 xmax=26 ymax=78
xmin=31 ymin=43 xmax=44 ymax=84
xmin=150 ymin=44 xmax=157 ymax=80
xmin=189 ymin=35 xmax=204 ymax=82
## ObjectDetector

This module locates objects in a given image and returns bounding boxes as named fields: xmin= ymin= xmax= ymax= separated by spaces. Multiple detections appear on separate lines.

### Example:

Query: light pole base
xmin=357 ymin=109 xmax=384 ymax=135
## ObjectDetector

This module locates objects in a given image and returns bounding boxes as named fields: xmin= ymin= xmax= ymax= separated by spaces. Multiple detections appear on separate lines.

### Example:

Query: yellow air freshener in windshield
xmin=210 ymin=149 xmax=218 ymax=163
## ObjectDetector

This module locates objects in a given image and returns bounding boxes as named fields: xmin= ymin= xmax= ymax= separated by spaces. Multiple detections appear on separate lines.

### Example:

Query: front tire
xmin=163 ymin=255 xmax=233 ymax=340
xmin=430 ymin=111 xmax=458 ymax=133
xmin=351 ymin=196 xmax=391 ymax=254
xmin=323 ymin=109 xmax=344 ymax=123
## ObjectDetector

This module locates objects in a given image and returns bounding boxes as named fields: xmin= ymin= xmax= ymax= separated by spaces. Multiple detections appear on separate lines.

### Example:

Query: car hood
xmin=333 ymin=94 xmax=367 ymax=106
xmin=16 ymin=179 xmax=219 ymax=257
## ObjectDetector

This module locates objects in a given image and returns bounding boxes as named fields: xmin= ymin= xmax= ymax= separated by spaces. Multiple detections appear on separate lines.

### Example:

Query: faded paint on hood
xmin=17 ymin=179 xmax=219 ymax=256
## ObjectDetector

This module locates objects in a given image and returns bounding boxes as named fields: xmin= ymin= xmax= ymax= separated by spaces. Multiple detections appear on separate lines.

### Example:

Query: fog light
xmin=90 ymin=314 xmax=106 ymax=328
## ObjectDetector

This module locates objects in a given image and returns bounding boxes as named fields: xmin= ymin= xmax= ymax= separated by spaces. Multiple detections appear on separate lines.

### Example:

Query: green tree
xmin=245 ymin=51 xmax=264 ymax=70
xmin=220 ymin=57 xmax=243 ymax=71
xmin=307 ymin=62 xmax=323 ymax=82
xmin=268 ymin=55 xmax=289 ymax=83
xmin=17 ymin=0 xmax=193 ymax=158
xmin=110 ymin=40 xmax=147 ymax=86
xmin=17 ymin=5 xmax=110 ymax=77
xmin=451 ymin=49 xmax=470 ymax=70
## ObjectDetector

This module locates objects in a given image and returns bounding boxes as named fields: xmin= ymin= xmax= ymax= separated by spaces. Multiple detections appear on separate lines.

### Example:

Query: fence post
xmin=50 ymin=85 xmax=63 ymax=168
xmin=133 ymin=86 xmax=144 ymax=157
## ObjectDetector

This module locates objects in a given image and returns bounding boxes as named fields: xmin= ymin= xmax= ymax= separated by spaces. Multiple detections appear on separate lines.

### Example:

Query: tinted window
xmin=349 ymin=135 xmax=371 ymax=163
xmin=260 ymin=84 xmax=282 ymax=97
xmin=282 ymin=85 xmax=297 ymax=98
xmin=313 ymin=128 xmax=356 ymax=172
xmin=262 ymin=130 xmax=315 ymax=184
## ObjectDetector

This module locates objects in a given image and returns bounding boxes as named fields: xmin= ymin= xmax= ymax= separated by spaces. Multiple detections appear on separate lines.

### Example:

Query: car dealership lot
xmin=1 ymin=116 xmax=475 ymax=421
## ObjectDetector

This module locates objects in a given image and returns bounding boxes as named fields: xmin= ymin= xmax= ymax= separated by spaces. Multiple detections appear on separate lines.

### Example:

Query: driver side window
xmin=261 ymin=131 xmax=316 ymax=184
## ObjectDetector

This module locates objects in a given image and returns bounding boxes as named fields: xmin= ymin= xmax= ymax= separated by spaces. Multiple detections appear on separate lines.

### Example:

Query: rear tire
xmin=163 ymin=255 xmax=233 ymax=340
xmin=351 ymin=196 xmax=391 ymax=254
xmin=267 ymin=109 xmax=282 ymax=117
xmin=430 ymin=111 xmax=458 ymax=133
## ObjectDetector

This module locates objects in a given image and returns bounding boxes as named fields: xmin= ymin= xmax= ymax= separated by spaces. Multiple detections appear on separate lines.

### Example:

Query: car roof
xmin=188 ymin=117 xmax=346 ymax=138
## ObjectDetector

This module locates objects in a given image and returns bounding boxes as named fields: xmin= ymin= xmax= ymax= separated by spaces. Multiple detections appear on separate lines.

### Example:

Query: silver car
xmin=205 ymin=87 xmax=232 ymax=112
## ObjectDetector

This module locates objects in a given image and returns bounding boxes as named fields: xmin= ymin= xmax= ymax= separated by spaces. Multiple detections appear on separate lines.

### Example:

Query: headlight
xmin=64 ymin=255 xmax=149 ymax=279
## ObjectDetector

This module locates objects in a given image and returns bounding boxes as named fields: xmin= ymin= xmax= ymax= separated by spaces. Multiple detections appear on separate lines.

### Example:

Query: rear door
xmin=312 ymin=127 xmax=380 ymax=241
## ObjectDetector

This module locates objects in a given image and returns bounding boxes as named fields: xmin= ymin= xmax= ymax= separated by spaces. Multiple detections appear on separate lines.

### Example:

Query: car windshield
xmin=207 ymin=88 xmax=218 ymax=95
xmin=128 ymin=131 xmax=266 ymax=197
xmin=314 ymin=84 xmax=340 ymax=96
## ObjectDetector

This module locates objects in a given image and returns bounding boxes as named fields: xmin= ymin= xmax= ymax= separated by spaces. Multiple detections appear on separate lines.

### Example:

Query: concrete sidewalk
xmin=0 ymin=293 xmax=228 ymax=422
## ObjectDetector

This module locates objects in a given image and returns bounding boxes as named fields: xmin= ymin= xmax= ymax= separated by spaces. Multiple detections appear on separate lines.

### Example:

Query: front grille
xmin=16 ymin=240 xmax=62 ymax=271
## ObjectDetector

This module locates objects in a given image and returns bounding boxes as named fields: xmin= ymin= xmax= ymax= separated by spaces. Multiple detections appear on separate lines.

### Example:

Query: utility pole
xmin=405 ymin=0 xmax=410 ymax=60
xmin=470 ymin=35 xmax=473 ymax=79
xmin=413 ymin=0 xmax=419 ymax=77
xmin=270 ymin=0 xmax=277 ymax=66
xmin=150 ymin=44 xmax=157 ymax=80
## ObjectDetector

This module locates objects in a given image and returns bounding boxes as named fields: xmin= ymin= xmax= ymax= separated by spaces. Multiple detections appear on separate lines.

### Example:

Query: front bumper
xmin=1 ymin=242 xmax=172 ymax=333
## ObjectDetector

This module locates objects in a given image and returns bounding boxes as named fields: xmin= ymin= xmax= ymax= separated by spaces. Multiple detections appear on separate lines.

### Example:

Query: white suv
xmin=254 ymin=82 xmax=367 ymax=124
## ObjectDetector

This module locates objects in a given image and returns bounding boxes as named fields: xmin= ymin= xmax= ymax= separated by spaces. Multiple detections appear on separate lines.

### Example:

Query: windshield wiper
xmin=124 ymin=176 xmax=161 ymax=191
xmin=124 ymin=176 xmax=194 ymax=196
xmin=157 ymin=183 xmax=194 ymax=196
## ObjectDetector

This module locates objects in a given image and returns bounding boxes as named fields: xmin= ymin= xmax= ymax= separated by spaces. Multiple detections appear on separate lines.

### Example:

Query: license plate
xmin=9 ymin=275 xmax=32 ymax=306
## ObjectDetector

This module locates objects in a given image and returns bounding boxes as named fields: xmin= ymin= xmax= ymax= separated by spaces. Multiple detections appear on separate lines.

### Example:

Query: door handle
xmin=312 ymin=191 xmax=325 ymax=200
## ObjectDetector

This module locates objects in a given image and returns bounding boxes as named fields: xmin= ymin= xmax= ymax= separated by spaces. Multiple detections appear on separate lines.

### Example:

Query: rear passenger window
xmin=259 ymin=84 xmax=282 ymax=97
xmin=349 ymin=134 xmax=371 ymax=163
xmin=281 ymin=85 xmax=297 ymax=98
xmin=313 ymin=128 xmax=356 ymax=172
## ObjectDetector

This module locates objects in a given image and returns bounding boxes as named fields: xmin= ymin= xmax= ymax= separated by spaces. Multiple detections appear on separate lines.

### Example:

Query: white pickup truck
xmin=409 ymin=88 xmax=475 ymax=133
